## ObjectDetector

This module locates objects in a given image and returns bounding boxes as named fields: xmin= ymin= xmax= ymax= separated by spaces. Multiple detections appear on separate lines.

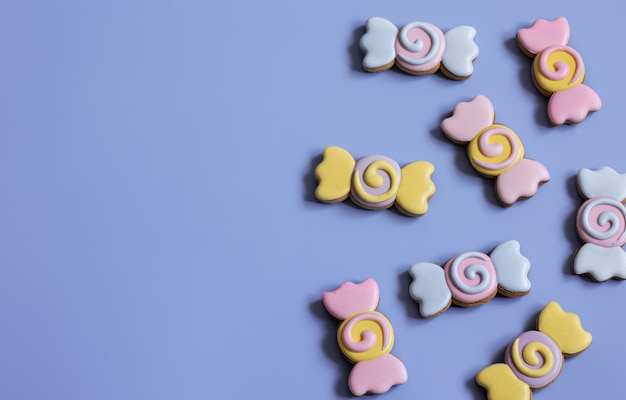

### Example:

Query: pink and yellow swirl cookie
xmin=323 ymin=278 xmax=408 ymax=396
xmin=315 ymin=146 xmax=436 ymax=216
xmin=441 ymin=95 xmax=550 ymax=206
xmin=409 ymin=240 xmax=531 ymax=317
xmin=517 ymin=17 xmax=601 ymax=125
xmin=477 ymin=302 xmax=592 ymax=400
xmin=360 ymin=17 xmax=479 ymax=79
xmin=573 ymin=166 xmax=626 ymax=281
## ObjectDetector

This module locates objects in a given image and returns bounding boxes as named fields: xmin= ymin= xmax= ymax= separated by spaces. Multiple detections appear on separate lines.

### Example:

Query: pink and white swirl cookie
xmin=517 ymin=17 xmax=601 ymax=125
xmin=409 ymin=240 xmax=531 ymax=317
xmin=441 ymin=95 xmax=550 ymax=206
xmin=477 ymin=302 xmax=592 ymax=399
xmin=360 ymin=17 xmax=479 ymax=79
xmin=323 ymin=278 xmax=408 ymax=396
xmin=574 ymin=166 xmax=626 ymax=281
xmin=315 ymin=146 xmax=436 ymax=216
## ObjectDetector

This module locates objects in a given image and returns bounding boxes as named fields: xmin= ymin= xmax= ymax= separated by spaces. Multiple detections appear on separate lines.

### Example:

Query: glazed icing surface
xmin=348 ymin=354 xmax=408 ymax=396
xmin=578 ymin=166 xmax=626 ymax=201
xmin=576 ymin=197 xmax=626 ymax=247
xmin=533 ymin=45 xmax=584 ymax=93
xmin=322 ymin=278 xmax=379 ymax=320
xmin=496 ymin=159 xmax=550 ymax=206
xmin=537 ymin=301 xmax=592 ymax=356
xmin=395 ymin=22 xmax=445 ymax=72
xmin=547 ymin=84 xmax=601 ymax=125
xmin=315 ymin=146 xmax=355 ymax=203
xmin=574 ymin=243 xmax=626 ymax=281
xmin=395 ymin=161 xmax=436 ymax=216
xmin=468 ymin=124 xmax=524 ymax=177
xmin=490 ymin=240 xmax=531 ymax=293
xmin=351 ymin=155 xmax=401 ymax=209
xmin=408 ymin=262 xmax=452 ymax=317
xmin=504 ymin=330 xmax=562 ymax=389
xmin=441 ymin=94 xmax=495 ymax=143
xmin=517 ymin=16 xmax=570 ymax=55
xmin=360 ymin=17 xmax=398 ymax=70
xmin=442 ymin=26 xmax=479 ymax=77
xmin=338 ymin=311 xmax=394 ymax=362
xmin=444 ymin=252 xmax=497 ymax=304
xmin=476 ymin=363 xmax=531 ymax=400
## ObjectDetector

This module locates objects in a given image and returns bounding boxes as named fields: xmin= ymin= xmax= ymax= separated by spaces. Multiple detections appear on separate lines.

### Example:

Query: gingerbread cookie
xmin=517 ymin=16 xmax=601 ymax=125
xmin=441 ymin=95 xmax=550 ymax=206
xmin=409 ymin=240 xmax=531 ymax=317
xmin=322 ymin=278 xmax=408 ymax=396
xmin=360 ymin=17 xmax=479 ymax=79
xmin=315 ymin=146 xmax=436 ymax=216
xmin=573 ymin=166 xmax=626 ymax=281
xmin=477 ymin=302 xmax=592 ymax=399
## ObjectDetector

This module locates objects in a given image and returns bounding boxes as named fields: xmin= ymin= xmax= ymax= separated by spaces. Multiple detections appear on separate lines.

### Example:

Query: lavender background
xmin=1 ymin=1 xmax=623 ymax=399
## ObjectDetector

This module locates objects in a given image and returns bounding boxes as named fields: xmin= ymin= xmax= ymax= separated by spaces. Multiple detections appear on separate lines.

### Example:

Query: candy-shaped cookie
xmin=517 ymin=16 xmax=601 ymax=125
xmin=409 ymin=240 xmax=531 ymax=318
xmin=573 ymin=166 xmax=626 ymax=281
xmin=315 ymin=146 xmax=436 ymax=216
xmin=323 ymin=278 xmax=408 ymax=396
xmin=441 ymin=95 xmax=550 ymax=206
xmin=477 ymin=302 xmax=592 ymax=399
xmin=360 ymin=17 xmax=479 ymax=79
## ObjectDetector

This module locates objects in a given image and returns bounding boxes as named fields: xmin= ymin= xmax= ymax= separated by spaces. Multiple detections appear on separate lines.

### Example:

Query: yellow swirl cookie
xmin=467 ymin=124 xmax=524 ymax=177
xmin=337 ymin=311 xmax=394 ymax=363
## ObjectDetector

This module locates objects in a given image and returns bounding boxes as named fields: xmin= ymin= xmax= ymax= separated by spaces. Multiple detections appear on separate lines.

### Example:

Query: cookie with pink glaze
xmin=573 ymin=166 xmax=626 ymax=281
xmin=517 ymin=17 xmax=601 ymax=125
xmin=441 ymin=95 xmax=550 ymax=206
xmin=409 ymin=240 xmax=531 ymax=317
xmin=477 ymin=302 xmax=591 ymax=400
xmin=360 ymin=17 xmax=479 ymax=79
xmin=322 ymin=278 xmax=408 ymax=396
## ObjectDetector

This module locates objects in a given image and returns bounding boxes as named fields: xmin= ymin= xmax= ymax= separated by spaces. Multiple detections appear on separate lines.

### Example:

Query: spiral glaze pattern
xmin=533 ymin=45 xmax=585 ymax=94
xmin=444 ymin=252 xmax=498 ymax=304
xmin=505 ymin=331 xmax=563 ymax=389
xmin=394 ymin=22 xmax=445 ymax=73
xmin=468 ymin=124 xmax=524 ymax=177
xmin=338 ymin=311 xmax=394 ymax=363
xmin=351 ymin=155 xmax=401 ymax=209
xmin=577 ymin=197 xmax=626 ymax=247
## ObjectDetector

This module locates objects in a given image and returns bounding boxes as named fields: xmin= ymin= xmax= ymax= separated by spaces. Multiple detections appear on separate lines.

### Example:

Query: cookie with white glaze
xmin=573 ymin=166 xmax=626 ymax=281
xmin=360 ymin=17 xmax=479 ymax=80
xmin=409 ymin=240 xmax=531 ymax=318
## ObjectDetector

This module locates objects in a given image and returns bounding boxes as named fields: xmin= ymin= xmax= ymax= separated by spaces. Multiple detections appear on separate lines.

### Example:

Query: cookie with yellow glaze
xmin=476 ymin=364 xmax=531 ymax=400
xmin=315 ymin=146 xmax=435 ymax=216
xmin=323 ymin=278 xmax=408 ymax=396
xmin=441 ymin=95 xmax=550 ymax=206
xmin=477 ymin=301 xmax=591 ymax=399
xmin=517 ymin=17 xmax=601 ymax=125
xmin=537 ymin=301 xmax=592 ymax=357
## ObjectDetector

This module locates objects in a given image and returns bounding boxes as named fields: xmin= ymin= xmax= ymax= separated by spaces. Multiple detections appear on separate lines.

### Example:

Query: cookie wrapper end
xmin=349 ymin=354 xmax=408 ymax=396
